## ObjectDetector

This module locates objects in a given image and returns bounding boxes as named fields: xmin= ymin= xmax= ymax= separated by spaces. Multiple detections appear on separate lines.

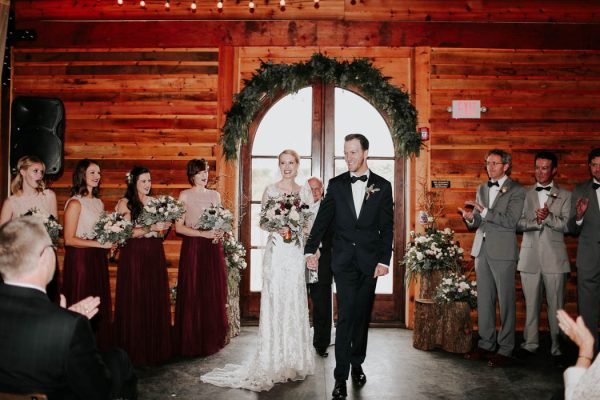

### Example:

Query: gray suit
xmin=517 ymin=184 xmax=571 ymax=355
xmin=468 ymin=177 xmax=525 ymax=356
xmin=567 ymin=180 xmax=600 ymax=352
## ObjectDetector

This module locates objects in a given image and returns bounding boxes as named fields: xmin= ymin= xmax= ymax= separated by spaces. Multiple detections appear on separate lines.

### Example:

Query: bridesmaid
xmin=62 ymin=159 xmax=113 ymax=351
xmin=174 ymin=158 xmax=228 ymax=357
xmin=0 ymin=155 xmax=57 ymax=223
xmin=113 ymin=166 xmax=172 ymax=365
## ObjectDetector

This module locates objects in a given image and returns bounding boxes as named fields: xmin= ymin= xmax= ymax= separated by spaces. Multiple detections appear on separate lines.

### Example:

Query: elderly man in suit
xmin=0 ymin=217 xmax=136 ymax=399
xmin=306 ymin=176 xmax=334 ymax=358
xmin=567 ymin=147 xmax=600 ymax=354
xmin=459 ymin=149 xmax=526 ymax=368
xmin=516 ymin=151 xmax=571 ymax=365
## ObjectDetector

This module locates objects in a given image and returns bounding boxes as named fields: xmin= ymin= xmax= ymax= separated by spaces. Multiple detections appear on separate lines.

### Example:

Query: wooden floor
xmin=137 ymin=327 xmax=567 ymax=400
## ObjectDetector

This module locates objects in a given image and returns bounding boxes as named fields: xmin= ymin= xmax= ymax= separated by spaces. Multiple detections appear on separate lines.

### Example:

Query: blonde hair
xmin=0 ymin=216 xmax=51 ymax=280
xmin=278 ymin=149 xmax=300 ymax=164
xmin=10 ymin=156 xmax=46 ymax=195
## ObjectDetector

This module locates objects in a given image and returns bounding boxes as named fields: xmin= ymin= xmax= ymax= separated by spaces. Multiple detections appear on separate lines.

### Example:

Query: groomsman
xmin=516 ymin=151 xmax=571 ymax=365
xmin=567 ymin=147 xmax=600 ymax=353
xmin=459 ymin=149 xmax=526 ymax=368
xmin=306 ymin=177 xmax=334 ymax=358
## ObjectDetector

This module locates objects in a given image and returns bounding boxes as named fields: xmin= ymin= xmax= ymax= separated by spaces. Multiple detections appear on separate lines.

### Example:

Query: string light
xmin=117 ymin=0 xmax=123 ymax=5
xmin=249 ymin=1 xmax=255 ymax=9
xmin=165 ymin=0 xmax=170 ymax=9
xmin=114 ymin=0 xmax=325 ymax=11
xmin=217 ymin=1 xmax=223 ymax=9
xmin=191 ymin=0 xmax=197 ymax=10
xmin=279 ymin=0 xmax=285 ymax=6
xmin=139 ymin=0 xmax=146 ymax=7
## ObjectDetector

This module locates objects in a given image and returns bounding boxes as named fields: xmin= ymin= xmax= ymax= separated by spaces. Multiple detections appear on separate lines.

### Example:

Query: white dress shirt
xmin=350 ymin=171 xmax=369 ymax=217
xmin=536 ymin=181 xmax=554 ymax=208
xmin=481 ymin=175 xmax=508 ymax=219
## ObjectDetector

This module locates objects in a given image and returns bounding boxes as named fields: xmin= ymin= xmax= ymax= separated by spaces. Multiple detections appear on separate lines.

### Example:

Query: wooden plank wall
xmin=11 ymin=47 xmax=222 ymax=300
xmin=426 ymin=48 xmax=600 ymax=328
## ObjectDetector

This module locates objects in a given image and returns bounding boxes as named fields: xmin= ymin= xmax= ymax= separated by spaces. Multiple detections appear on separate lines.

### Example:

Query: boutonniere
xmin=365 ymin=184 xmax=380 ymax=200
xmin=500 ymin=186 xmax=508 ymax=194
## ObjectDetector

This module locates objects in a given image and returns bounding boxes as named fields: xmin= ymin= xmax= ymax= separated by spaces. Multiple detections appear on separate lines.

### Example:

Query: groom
xmin=305 ymin=133 xmax=394 ymax=400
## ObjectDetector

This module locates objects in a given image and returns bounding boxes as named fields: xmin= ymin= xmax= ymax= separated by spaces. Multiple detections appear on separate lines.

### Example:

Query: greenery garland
xmin=221 ymin=53 xmax=420 ymax=160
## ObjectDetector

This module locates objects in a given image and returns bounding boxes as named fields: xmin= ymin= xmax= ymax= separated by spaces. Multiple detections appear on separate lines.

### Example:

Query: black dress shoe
xmin=351 ymin=365 xmax=367 ymax=386
xmin=514 ymin=347 xmax=536 ymax=360
xmin=332 ymin=380 xmax=347 ymax=399
xmin=316 ymin=347 xmax=329 ymax=357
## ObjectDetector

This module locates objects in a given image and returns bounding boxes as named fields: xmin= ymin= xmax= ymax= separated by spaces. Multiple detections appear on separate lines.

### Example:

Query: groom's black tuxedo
xmin=305 ymin=170 xmax=393 ymax=380
xmin=0 ymin=283 xmax=112 ymax=399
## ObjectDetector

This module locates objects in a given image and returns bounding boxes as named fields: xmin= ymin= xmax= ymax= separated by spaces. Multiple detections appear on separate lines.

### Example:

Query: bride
xmin=200 ymin=149 xmax=315 ymax=391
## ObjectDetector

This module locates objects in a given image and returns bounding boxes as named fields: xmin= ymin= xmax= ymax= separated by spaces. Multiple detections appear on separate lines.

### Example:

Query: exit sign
xmin=452 ymin=100 xmax=481 ymax=119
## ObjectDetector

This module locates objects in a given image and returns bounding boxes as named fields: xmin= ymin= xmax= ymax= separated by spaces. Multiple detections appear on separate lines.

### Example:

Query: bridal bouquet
xmin=93 ymin=212 xmax=133 ymax=245
xmin=194 ymin=205 xmax=234 ymax=242
xmin=434 ymin=272 xmax=477 ymax=308
xmin=138 ymin=195 xmax=185 ymax=226
xmin=259 ymin=193 xmax=312 ymax=246
xmin=403 ymin=227 xmax=464 ymax=283
xmin=23 ymin=208 xmax=63 ymax=245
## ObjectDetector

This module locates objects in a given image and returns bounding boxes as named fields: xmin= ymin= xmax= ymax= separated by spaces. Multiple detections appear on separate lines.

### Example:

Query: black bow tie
xmin=487 ymin=180 xmax=499 ymax=188
xmin=351 ymin=175 xmax=368 ymax=184
xmin=593 ymin=182 xmax=600 ymax=190
xmin=535 ymin=186 xmax=551 ymax=191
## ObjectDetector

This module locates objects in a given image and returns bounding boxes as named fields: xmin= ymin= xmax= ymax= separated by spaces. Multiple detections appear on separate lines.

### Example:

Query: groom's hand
xmin=374 ymin=264 xmax=389 ymax=277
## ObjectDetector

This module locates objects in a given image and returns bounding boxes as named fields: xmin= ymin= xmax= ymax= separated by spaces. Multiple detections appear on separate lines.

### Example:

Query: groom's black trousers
xmin=333 ymin=260 xmax=377 ymax=381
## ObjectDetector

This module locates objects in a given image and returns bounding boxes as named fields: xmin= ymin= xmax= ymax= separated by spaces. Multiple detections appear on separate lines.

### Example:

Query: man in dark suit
xmin=0 ymin=217 xmax=136 ymax=399
xmin=305 ymin=134 xmax=394 ymax=400
xmin=459 ymin=149 xmax=526 ymax=368
xmin=567 ymin=147 xmax=600 ymax=353
xmin=306 ymin=177 xmax=334 ymax=358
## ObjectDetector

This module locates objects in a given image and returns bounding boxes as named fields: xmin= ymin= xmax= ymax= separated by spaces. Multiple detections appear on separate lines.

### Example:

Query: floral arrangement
xmin=259 ymin=193 xmax=312 ymax=246
xmin=222 ymin=233 xmax=247 ymax=287
xmin=365 ymin=184 xmax=380 ymax=200
xmin=403 ymin=227 xmax=464 ymax=283
xmin=138 ymin=195 xmax=185 ymax=226
xmin=22 ymin=208 xmax=62 ymax=244
xmin=434 ymin=272 xmax=477 ymax=308
xmin=92 ymin=212 xmax=133 ymax=245
xmin=194 ymin=205 xmax=234 ymax=242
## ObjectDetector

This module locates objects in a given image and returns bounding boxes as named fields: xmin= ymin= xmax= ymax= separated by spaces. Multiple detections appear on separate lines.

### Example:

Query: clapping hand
xmin=557 ymin=309 xmax=595 ymax=365
xmin=60 ymin=294 xmax=100 ymax=320
xmin=575 ymin=197 xmax=590 ymax=221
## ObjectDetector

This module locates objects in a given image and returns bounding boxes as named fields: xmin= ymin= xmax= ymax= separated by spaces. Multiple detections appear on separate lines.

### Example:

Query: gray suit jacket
xmin=468 ymin=177 xmax=526 ymax=261
xmin=517 ymin=184 xmax=571 ymax=273
xmin=567 ymin=180 xmax=600 ymax=271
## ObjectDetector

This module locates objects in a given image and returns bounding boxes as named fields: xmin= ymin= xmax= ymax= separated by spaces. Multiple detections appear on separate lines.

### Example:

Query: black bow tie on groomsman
xmin=351 ymin=175 xmax=368 ymax=184
xmin=535 ymin=186 xmax=552 ymax=192
xmin=593 ymin=182 xmax=600 ymax=190
xmin=487 ymin=180 xmax=499 ymax=188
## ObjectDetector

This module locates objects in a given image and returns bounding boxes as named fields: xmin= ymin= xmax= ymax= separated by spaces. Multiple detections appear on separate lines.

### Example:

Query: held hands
xmin=557 ymin=309 xmax=595 ymax=363
xmin=374 ymin=264 xmax=389 ymax=278
xmin=535 ymin=203 xmax=549 ymax=224
xmin=305 ymin=251 xmax=320 ymax=270
xmin=575 ymin=197 xmax=590 ymax=221
xmin=60 ymin=294 xmax=100 ymax=320
xmin=151 ymin=221 xmax=172 ymax=232
xmin=97 ymin=240 xmax=114 ymax=250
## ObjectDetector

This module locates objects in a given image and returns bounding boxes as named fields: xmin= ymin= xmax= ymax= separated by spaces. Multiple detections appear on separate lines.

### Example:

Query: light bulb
xmin=217 ymin=1 xmax=223 ymax=8
xmin=279 ymin=0 xmax=285 ymax=6
xmin=117 ymin=0 xmax=123 ymax=5
xmin=249 ymin=1 xmax=255 ymax=9
xmin=140 ymin=0 xmax=146 ymax=7
xmin=165 ymin=0 xmax=170 ymax=8
xmin=191 ymin=1 xmax=197 ymax=10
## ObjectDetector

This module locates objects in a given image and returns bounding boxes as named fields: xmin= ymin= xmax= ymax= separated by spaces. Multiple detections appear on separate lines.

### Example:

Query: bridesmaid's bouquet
xmin=222 ymin=234 xmax=247 ymax=284
xmin=138 ymin=195 xmax=185 ymax=226
xmin=259 ymin=193 xmax=312 ymax=246
xmin=23 ymin=208 xmax=63 ymax=245
xmin=194 ymin=205 xmax=234 ymax=243
xmin=93 ymin=212 xmax=133 ymax=245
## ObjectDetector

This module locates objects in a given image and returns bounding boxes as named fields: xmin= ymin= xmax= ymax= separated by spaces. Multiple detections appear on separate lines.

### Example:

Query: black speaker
xmin=10 ymin=96 xmax=65 ymax=175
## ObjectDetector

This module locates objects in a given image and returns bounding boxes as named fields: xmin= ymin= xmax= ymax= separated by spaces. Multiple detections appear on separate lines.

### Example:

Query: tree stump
xmin=419 ymin=270 xmax=444 ymax=300
xmin=413 ymin=298 xmax=440 ymax=350
xmin=440 ymin=301 xmax=473 ymax=353
xmin=226 ymin=271 xmax=241 ymax=339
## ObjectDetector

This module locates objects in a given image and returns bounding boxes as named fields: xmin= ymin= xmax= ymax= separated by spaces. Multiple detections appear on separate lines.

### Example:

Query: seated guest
xmin=0 ymin=217 xmax=136 ymax=400
xmin=557 ymin=309 xmax=600 ymax=400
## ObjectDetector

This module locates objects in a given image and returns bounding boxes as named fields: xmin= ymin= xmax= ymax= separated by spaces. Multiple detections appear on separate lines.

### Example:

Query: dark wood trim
xmin=14 ymin=20 xmax=600 ymax=50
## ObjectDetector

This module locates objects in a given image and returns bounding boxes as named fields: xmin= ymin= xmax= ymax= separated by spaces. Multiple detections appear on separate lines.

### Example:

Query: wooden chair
xmin=0 ymin=393 xmax=48 ymax=400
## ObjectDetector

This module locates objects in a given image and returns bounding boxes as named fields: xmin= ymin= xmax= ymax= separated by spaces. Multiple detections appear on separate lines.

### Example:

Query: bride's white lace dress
xmin=200 ymin=183 xmax=315 ymax=391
